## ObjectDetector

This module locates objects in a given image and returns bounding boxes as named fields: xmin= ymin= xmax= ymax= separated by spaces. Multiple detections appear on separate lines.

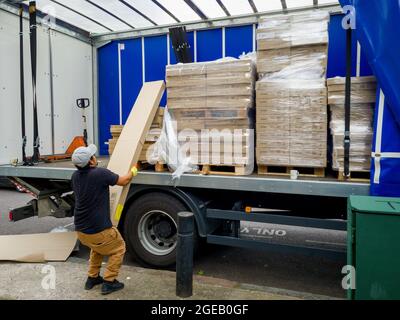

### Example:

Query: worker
xmin=71 ymin=144 xmax=138 ymax=295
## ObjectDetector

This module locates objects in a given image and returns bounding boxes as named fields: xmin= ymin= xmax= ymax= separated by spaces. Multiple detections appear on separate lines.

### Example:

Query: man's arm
xmin=116 ymin=166 xmax=138 ymax=186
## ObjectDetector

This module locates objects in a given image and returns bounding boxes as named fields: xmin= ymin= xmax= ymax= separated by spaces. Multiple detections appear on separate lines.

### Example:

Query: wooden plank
xmin=196 ymin=164 xmax=253 ymax=176
xmin=136 ymin=161 xmax=168 ymax=172
xmin=258 ymin=165 xmax=325 ymax=178
xmin=107 ymin=81 xmax=165 ymax=226
xmin=155 ymin=162 xmax=168 ymax=172
xmin=337 ymin=170 xmax=370 ymax=182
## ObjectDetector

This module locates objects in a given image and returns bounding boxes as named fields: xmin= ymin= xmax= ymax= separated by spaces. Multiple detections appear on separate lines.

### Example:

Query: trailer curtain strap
xmin=19 ymin=4 xmax=27 ymax=164
xmin=29 ymin=1 xmax=40 ymax=163
xmin=344 ymin=27 xmax=352 ymax=177
xmin=169 ymin=26 xmax=193 ymax=64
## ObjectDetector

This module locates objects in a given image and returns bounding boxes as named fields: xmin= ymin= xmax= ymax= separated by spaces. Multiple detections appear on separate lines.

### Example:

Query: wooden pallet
xmin=257 ymin=165 xmax=325 ymax=178
xmin=195 ymin=164 xmax=252 ymax=176
xmin=337 ymin=170 xmax=370 ymax=182
xmin=136 ymin=161 xmax=168 ymax=172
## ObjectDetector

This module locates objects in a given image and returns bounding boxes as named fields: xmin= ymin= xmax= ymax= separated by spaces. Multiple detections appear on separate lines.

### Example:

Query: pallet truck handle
xmin=76 ymin=98 xmax=90 ymax=109
xmin=76 ymin=98 xmax=89 ymax=146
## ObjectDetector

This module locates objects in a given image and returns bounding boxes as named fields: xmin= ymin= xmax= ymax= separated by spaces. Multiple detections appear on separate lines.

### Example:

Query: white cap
xmin=72 ymin=144 xmax=97 ymax=168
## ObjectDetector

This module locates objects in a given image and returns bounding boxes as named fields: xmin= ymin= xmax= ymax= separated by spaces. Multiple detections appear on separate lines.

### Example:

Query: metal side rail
xmin=206 ymin=235 xmax=346 ymax=260
xmin=206 ymin=209 xmax=347 ymax=260
xmin=207 ymin=209 xmax=347 ymax=231
xmin=0 ymin=165 xmax=370 ymax=198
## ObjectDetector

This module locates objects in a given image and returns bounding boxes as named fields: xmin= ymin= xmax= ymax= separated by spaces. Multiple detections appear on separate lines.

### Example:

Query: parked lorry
xmin=0 ymin=1 xmax=374 ymax=267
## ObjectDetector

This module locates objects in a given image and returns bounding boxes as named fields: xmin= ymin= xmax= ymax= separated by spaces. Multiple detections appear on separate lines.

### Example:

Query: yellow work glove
xmin=131 ymin=166 xmax=138 ymax=177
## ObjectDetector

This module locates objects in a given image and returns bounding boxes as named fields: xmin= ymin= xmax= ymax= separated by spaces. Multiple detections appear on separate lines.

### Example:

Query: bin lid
xmin=349 ymin=195 xmax=400 ymax=216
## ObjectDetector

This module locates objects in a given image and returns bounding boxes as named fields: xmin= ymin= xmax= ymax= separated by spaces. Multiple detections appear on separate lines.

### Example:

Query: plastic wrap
xmin=255 ymin=81 xmax=328 ymax=166
xmin=257 ymin=46 xmax=327 ymax=75
xmin=148 ymin=108 xmax=254 ymax=177
xmin=260 ymin=59 xmax=327 ymax=82
xmin=258 ymin=10 xmax=330 ymax=29
xmin=166 ymin=58 xmax=255 ymax=77
xmin=147 ymin=108 xmax=198 ymax=179
xmin=328 ymin=92 xmax=376 ymax=105
xmin=327 ymin=76 xmax=376 ymax=172
xmin=239 ymin=51 xmax=257 ymax=63
xmin=330 ymin=104 xmax=374 ymax=123
xmin=257 ymin=11 xmax=329 ymax=50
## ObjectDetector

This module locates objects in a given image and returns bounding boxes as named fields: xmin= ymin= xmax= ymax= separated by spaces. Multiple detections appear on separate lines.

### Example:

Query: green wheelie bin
xmin=347 ymin=195 xmax=400 ymax=300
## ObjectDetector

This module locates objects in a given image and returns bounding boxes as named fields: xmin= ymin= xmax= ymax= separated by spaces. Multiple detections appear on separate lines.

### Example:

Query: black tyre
xmin=123 ymin=192 xmax=196 ymax=268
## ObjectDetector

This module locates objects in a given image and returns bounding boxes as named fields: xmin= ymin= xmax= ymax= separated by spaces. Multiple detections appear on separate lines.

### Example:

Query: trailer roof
xmin=17 ymin=0 xmax=340 ymax=35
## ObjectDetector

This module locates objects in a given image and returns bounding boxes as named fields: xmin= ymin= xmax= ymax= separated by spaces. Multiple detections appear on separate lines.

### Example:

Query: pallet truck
xmin=41 ymin=98 xmax=90 ymax=162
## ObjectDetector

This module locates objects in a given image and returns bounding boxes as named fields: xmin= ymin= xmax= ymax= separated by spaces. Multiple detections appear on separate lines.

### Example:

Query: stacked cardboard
xmin=256 ymin=11 xmax=328 ymax=78
xmin=108 ymin=107 xmax=164 ymax=162
xmin=256 ymin=11 xmax=329 ymax=169
xmin=166 ymin=58 xmax=255 ymax=173
xmin=327 ymin=76 xmax=376 ymax=172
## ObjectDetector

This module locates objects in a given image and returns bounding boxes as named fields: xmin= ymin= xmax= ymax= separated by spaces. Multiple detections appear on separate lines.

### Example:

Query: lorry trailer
xmin=0 ymin=1 xmax=380 ymax=267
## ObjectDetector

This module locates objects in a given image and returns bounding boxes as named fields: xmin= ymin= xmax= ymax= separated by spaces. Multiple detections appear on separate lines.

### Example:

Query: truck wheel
xmin=123 ymin=192 xmax=195 ymax=268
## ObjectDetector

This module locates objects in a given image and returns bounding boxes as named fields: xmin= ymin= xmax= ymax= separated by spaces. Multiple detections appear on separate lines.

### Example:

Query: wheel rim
xmin=138 ymin=210 xmax=177 ymax=256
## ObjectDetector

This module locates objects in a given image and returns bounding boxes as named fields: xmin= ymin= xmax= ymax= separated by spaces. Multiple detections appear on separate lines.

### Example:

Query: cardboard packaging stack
xmin=256 ymin=11 xmax=329 ymax=169
xmin=327 ymin=76 xmax=376 ymax=172
xmin=166 ymin=58 xmax=255 ymax=174
xmin=108 ymin=107 xmax=164 ymax=160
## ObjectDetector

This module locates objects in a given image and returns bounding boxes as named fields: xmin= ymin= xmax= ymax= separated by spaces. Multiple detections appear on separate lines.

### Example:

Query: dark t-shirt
xmin=71 ymin=167 xmax=119 ymax=234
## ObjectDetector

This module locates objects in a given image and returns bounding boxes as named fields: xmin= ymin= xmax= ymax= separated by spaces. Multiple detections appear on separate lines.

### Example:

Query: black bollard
xmin=176 ymin=211 xmax=194 ymax=298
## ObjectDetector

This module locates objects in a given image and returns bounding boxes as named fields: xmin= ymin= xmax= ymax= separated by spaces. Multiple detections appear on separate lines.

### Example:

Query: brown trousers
xmin=77 ymin=227 xmax=126 ymax=282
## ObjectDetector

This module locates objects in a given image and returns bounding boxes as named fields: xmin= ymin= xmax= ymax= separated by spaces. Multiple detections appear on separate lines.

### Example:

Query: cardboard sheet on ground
xmin=0 ymin=232 xmax=77 ymax=262
xmin=108 ymin=80 xmax=165 ymax=226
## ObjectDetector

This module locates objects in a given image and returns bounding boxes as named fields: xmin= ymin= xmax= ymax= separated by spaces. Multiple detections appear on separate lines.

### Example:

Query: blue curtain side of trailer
xmin=97 ymin=14 xmax=374 ymax=157
xmin=225 ymin=25 xmax=253 ymax=58
xmin=121 ymin=38 xmax=143 ymax=124
xmin=197 ymin=28 xmax=223 ymax=62
xmin=144 ymin=35 xmax=168 ymax=106
xmin=371 ymin=87 xmax=400 ymax=197
xmin=338 ymin=0 xmax=400 ymax=196
xmin=98 ymin=41 xmax=119 ymax=156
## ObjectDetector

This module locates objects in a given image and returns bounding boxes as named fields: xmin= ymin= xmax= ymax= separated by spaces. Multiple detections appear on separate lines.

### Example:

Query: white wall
xmin=0 ymin=9 xmax=93 ymax=165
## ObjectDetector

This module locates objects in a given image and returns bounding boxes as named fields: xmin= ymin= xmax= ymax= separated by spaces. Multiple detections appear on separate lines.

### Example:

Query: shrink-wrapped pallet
xmin=165 ymin=57 xmax=255 ymax=174
xmin=256 ymin=11 xmax=329 ymax=170
xmin=327 ymin=76 xmax=376 ymax=172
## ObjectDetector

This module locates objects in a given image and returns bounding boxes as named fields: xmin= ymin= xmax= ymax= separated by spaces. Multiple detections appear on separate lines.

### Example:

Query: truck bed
xmin=0 ymin=157 xmax=369 ymax=198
